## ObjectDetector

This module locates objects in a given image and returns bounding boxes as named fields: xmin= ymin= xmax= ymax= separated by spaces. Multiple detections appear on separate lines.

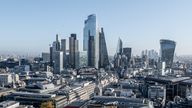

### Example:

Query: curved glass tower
xmin=83 ymin=14 xmax=98 ymax=51
xmin=84 ymin=14 xmax=99 ymax=68
xmin=160 ymin=39 xmax=176 ymax=68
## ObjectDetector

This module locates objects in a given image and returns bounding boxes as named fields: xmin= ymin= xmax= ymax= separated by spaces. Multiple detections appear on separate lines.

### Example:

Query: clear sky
xmin=1 ymin=0 xmax=192 ymax=56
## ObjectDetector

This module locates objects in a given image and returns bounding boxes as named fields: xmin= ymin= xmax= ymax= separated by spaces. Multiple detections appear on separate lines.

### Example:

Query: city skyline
xmin=1 ymin=0 xmax=192 ymax=56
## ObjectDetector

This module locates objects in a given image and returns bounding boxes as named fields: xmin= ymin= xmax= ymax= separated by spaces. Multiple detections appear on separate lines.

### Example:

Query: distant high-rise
xmin=52 ymin=34 xmax=61 ymax=65
xmin=116 ymin=38 xmax=123 ymax=55
xmin=54 ymin=34 xmax=60 ymax=51
xmin=99 ymin=28 xmax=109 ymax=68
xmin=49 ymin=46 xmax=53 ymax=66
xmin=160 ymin=39 xmax=176 ymax=68
xmin=61 ymin=39 xmax=67 ymax=68
xmin=83 ymin=14 xmax=98 ymax=51
xmin=123 ymin=47 xmax=132 ymax=66
xmin=42 ymin=52 xmax=50 ymax=62
xmin=69 ymin=34 xmax=79 ymax=69
xmin=88 ymin=35 xmax=95 ymax=67
xmin=53 ymin=51 xmax=63 ymax=74
xmin=84 ymin=14 xmax=99 ymax=68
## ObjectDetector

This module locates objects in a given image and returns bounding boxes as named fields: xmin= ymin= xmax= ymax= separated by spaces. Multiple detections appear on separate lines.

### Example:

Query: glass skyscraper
xmin=116 ymin=38 xmax=123 ymax=55
xmin=88 ymin=35 xmax=95 ymax=67
xmin=123 ymin=47 xmax=132 ymax=67
xmin=160 ymin=39 xmax=176 ymax=68
xmin=83 ymin=14 xmax=98 ymax=51
xmin=53 ymin=51 xmax=63 ymax=74
xmin=99 ymin=28 xmax=109 ymax=68
xmin=84 ymin=14 xmax=99 ymax=68
xmin=69 ymin=34 xmax=79 ymax=69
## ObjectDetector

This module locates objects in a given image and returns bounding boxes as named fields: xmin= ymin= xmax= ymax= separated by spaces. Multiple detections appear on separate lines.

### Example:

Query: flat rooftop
xmin=0 ymin=101 xmax=19 ymax=107
xmin=180 ymin=79 xmax=192 ymax=85
xmin=145 ymin=76 xmax=190 ymax=84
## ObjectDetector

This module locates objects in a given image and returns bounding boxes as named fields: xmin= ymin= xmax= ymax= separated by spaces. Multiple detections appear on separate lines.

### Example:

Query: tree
xmin=40 ymin=101 xmax=54 ymax=108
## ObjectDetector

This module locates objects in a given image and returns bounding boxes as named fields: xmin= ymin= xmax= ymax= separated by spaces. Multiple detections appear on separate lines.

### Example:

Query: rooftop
xmin=145 ymin=76 xmax=190 ymax=84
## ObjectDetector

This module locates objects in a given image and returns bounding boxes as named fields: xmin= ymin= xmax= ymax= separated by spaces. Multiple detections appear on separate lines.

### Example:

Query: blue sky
xmin=1 ymin=0 xmax=192 ymax=56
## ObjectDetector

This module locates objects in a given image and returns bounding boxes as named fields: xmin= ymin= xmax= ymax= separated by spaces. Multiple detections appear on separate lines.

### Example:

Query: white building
xmin=0 ymin=101 xmax=19 ymax=108
xmin=0 ymin=74 xmax=12 ymax=86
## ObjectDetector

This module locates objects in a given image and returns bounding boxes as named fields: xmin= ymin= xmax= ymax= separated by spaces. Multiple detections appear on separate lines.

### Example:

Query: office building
xmin=160 ymin=39 xmax=176 ymax=69
xmin=53 ymin=51 xmax=63 ymax=74
xmin=116 ymin=38 xmax=123 ymax=55
xmin=42 ymin=52 xmax=50 ymax=63
xmin=84 ymin=14 xmax=99 ymax=68
xmin=61 ymin=39 xmax=67 ymax=68
xmin=88 ymin=35 xmax=95 ymax=67
xmin=55 ymin=34 xmax=60 ymax=51
xmin=99 ymin=28 xmax=109 ymax=68
xmin=69 ymin=34 xmax=79 ymax=69
xmin=49 ymin=46 xmax=53 ymax=66
xmin=123 ymin=47 xmax=132 ymax=66
xmin=83 ymin=14 xmax=98 ymax=51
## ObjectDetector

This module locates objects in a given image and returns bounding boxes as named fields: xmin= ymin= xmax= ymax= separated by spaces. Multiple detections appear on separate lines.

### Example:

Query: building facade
xmin=54 ymin=51 xmax=63 ymax=74
xmin=69 ymin=34 xmax=79 ymax=69
xmin=88 ymin=36 xmax=95 ymax=67
xmin=99 ymin=28 xmax=109 ymax=69
xmin=83 ymin=14 xmax=98 ymax=51
xmin=160 ymin=39 xmax=176 ymax=69
xmin=61 ymin=39 xmax=67 ymax=68
xmin=83 ymin=14 xmax=99 ymax=68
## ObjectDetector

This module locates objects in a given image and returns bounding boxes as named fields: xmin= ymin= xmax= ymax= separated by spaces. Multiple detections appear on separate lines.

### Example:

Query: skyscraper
xmin=84 ymin=14 xmax=99 ymax=68
xmin=160 ymin=39 xmax=176 ymax=69
xmin=69 ymin=34 xmax=79 ymax=69
xmin=116 ymin=38 xmax=123 ymax=55
xmin=53 ymin=51 xmax=63 ymax=74
xmin=61 ymin=39 xmax=67 ymax=68
xmin=88 ymin=35 xmax=95 ymax=67
xmin=55 ymin=34 xmax=60 ymax=51
xmin=123 ymin=47 xmax=132 ymax=66
xmin=83 ymin=14 xmax=98 ymax=51
xmin=49 ymin=46 xmax=53 ymax=66
xmin=99 ymin=28 xmax=109 ymax=68
xmin=51 ymin=34 xmax=61 ymax=70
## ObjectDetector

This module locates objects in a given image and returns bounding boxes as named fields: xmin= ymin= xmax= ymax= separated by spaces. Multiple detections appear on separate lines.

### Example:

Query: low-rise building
xmin=0 ymin=73 xmax=12 ymax=86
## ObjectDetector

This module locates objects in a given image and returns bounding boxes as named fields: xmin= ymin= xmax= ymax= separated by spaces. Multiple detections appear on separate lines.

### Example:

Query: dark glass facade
xmin=99 ymin=28 xmax=109 ymax=68
xmin=69 ymin=34 xmax=79 ymax=69
xmin=88 ymin=36 xmax=95 ymax=67
xmin=160 ymin=39 xmax=176 ymax=68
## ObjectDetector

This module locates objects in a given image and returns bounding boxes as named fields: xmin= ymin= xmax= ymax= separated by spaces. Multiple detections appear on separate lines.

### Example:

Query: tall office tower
xmin=52 ymin=34 xmax=61 ymax=66
xmin=69 ymin=34 xmax=79 ymax=69
xmin=116 ymin=38 xmax=123 ymax=55
xmin=83 ymin=14 xmax=99 ymax=68
xmin=55 ymin=34 xmax=60 ymax=51
xmin=61 ymin=39 xmax=67 ymax=68
xmin=83 ymin=14 xmax=98 ymax=51
xmin=114 ymin=54 xmax=122 ymax=68
xmin=160 ymin=39 xmax=176 ymax=69
xmin=88 ymin=35 xmax=95 ymax=67
xmin=123 ymin=47 xmax=132 ymax=66
xmin=53 ymin=51 xmax=63 ymax=74
xmin=49 ymin=46 xmax=53 ymax=66
xmin=99 ymin=28 xmax=109 ymax=68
